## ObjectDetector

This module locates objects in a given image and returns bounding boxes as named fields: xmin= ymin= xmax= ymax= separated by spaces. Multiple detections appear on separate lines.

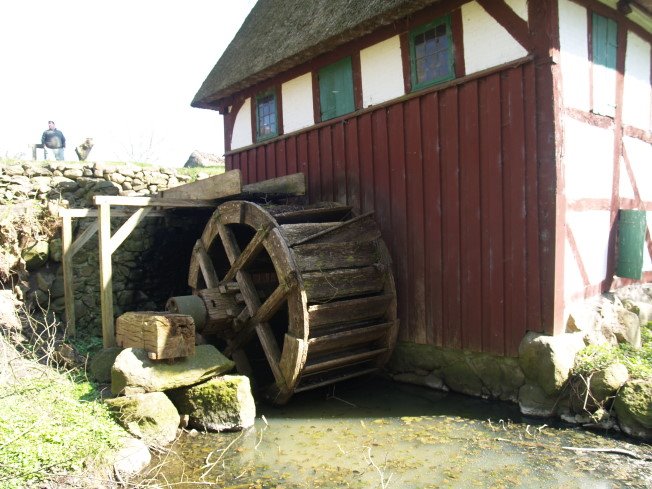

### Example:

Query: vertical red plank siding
xmin=387 ymin=104 xmax=410 ymax=342
xmin=459 ymin=80 xmax=482 ymax=352
xmin=501 ymin=68 xmax=528 ymax=356
xmin=345 ymin=118 xmax=361 ymax=211
xmin=421 ymin=92 xmax=444 ymax=346
xmin=225 ymin=62 xmax=541 ymax=356
xmin=479 ymin=73 xmax=505 ymax=355
xmin=404 ymin=98 xmax=427 ymax=344
xmin=439 ymin=87 xmax=462 ymax=350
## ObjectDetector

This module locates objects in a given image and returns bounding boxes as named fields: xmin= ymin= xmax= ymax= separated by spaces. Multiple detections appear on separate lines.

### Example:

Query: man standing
xmin=41 ymin=120 xmax=66 ymax=161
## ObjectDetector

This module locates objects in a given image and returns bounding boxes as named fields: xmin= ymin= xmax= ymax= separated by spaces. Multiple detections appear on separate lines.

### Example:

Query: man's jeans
xmin=45 ymin=147 xmax=65 ymax=161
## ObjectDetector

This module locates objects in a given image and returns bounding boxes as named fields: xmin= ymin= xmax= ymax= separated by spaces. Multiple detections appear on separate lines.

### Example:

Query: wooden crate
xmin=116 ymin=311 xmax=195 ymax=360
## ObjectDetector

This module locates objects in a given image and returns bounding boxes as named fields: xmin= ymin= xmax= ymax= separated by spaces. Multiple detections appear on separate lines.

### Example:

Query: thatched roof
xmin=192 ymin=0 xmax=440 ymax=110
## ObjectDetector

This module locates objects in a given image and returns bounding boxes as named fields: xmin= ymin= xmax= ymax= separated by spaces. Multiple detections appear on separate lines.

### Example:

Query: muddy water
xmin=139 ymin=377 xmax=651 ymax=488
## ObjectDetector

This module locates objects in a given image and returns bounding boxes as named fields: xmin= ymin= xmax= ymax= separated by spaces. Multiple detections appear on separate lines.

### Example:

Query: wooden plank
xmin=271 ymin=205 xmax=352 ymax=224
xmin=302 ymin=266 xmax=385 ymax=303
xmin=502 ymin=66 xmax=527 ymax=356
xmin=109 ymin=207 xmax=152 ymax=254
xmin=194 ymin=240 xmax=220 ymax=288
xmin=308 ymin=130 xmax=322 ymax=202
xmin=292 ymin=241 xmax=377 ymax=272
xmin=280 ymin=223 xmax=338 ymax=245
xmin=59 ymin=207 xmax=165 ymax=218
xmin=294 ymin=367 xmax=378 ymax=392
xmin=308 ymin=294 xmax=394 ymax=328
xmin=279 ymin=334 xmax=308 ymax=391
xmin=61 ymin=214 xmax=75 ymax=336
xmin=69 ymin=221 xmax=99 ymax=257
xmin=308 ymin=322 xmax=393 ymax=354
xmin=290 ymin=212 xmax=380 ymax=246
xmin=159 ymin=169 xmax=242 ymax=199
xmin=98 ymin=203 xmax=115 ymax=348
xmin=358 ymin=113 xmax=375 ymax=214
xmin=421 ymin=91 xmax=443 ymax=346
xmin=276 ymin=139 xmax=287 ymax=177
xmin=371 ymin=109 xmax=391 ymax=241
xmin=459 ymin=80 xmax=482 ymax=352
xmin=345 ymin=117 xmax=361 ymax=212
xmin=302 ymin=348 xmax=387 ymax=375
xmin=241 ymin=173 xmax=306 ymax=196
xmin=266 ymin=141 xmax=277 ymax=179
xmin=333 ymin=122 xmax=347 ymax=204
xmin=319 ymin=126 xmax=334 ymax=202
xmin=440 ymin=86 xmax=462 ymax=350
xmin=480 ymin=73 xmax=505 ymax=355
xmin=286 ymin=137 xmax=298 ymax=175
xmin=222 ymin=226 xmax=270 ymax=283
xmin=94 ymin=195 xmax=217 ymax=208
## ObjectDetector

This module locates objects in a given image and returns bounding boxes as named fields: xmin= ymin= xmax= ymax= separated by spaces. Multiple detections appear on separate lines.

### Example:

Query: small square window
xmin=409 ymin=15 xmax=454 ymax=91
xmin=256 ymin=90 xmax=278 ymax=140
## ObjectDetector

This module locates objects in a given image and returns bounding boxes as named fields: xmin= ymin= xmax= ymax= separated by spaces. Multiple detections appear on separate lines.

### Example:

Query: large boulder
xmin=113 ymin=437 xmax=151 ymax=477
xmin=183 ymin=150 xmax=225 ymax=168
xmin=614 ymin=378 xmax=652 ymax=441
xmin=105 ymin=392 xmax=179 ymax=446
xmin=89 ymin=347 xmax=123 ymax=383
xmin=111 ymin=345 xmax=235 ymax=395
xmin=518 ymin=382 xmax=559 ymax=417
xmin=569 ymin=363 xmax=629 ymax=414
xmin=168 ymin=375 xmax=255 ymax=432
xmin=518 ymin=332 xmax=585 ymax=396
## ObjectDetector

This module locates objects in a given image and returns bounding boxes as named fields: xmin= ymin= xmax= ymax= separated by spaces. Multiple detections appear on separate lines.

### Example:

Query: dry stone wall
xmin=0 ymin=161 xmax=211 ymax=336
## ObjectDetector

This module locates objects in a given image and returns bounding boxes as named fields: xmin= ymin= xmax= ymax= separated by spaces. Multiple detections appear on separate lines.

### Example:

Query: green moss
xmin=614 ymin=379 xmax=652 ymax=430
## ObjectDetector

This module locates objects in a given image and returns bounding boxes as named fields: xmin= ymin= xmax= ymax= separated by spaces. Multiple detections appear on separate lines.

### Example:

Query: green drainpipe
xmin=616 ymin=209 xmax=647 ymax=280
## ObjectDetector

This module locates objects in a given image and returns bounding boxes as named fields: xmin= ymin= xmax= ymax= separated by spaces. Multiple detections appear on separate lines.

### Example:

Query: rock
xmin=570 ymin=363 xmax=629 ymax=414
xmin=518 ymin=332 xmax=585 ymax=396
xmin=392 ymin=371 xmax=448 ymax=391
xmin=613 ymin=308 xmax=641 ymax=348
xmin=89 ymin=347 xmax=123 ymax=383
xmin=184 ymin=150 xmax=225 ymax=169
xmin=63 ymin=168 xmax=84 ymax=179
xmin=518 ymin=383 xmax=559 ymax=417
xmin=105 ymin=392 xmax=179 ymax=446
xmin=614 ymin=378 xmax=652 ymax=441
xmin=48 ymin=238 xmax=63 ymax=262
xmin=111 ymin=345 xmax=235 ymax=395
xmin=168 ymin=375 xmax=255 ymax=432
xmin=21 ymin=240 xmax=49 ymax=270
xmin=75 ymin=138 xmax=94 ymax=161
xmin=113 ymin=436 xmax=151 ymax=476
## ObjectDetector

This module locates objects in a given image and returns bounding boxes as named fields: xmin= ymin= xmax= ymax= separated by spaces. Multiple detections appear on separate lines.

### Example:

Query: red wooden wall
xmin=226 ymin=61 xmax=547 ymax=356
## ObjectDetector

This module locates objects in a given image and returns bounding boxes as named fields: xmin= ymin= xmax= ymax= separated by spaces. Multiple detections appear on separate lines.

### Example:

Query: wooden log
xmin=302 ymin=348 xmax=387 ymax=375
xmin=291 ymin=241 xmax=378 ymax=272
xmin=302 ymin=266 xmax=385 ymax=302
xmin=160 ymin=169 xmax=242 ymax=200
xmin=242 ymin=173 xmax=305 ymax=196
xmin=308 ymin=322 xmax=393 ymax=354
xmin=196 ymin=288 xmax=241 ymax=335
xmin=115 ymin=311 xmax=195 ymax=360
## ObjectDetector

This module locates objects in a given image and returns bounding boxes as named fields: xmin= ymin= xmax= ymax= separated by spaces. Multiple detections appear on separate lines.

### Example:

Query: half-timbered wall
xmin=557 ymin=0 xmax=652 ymax=321
xmin=226 ymin=60 xmax=544 ymax=356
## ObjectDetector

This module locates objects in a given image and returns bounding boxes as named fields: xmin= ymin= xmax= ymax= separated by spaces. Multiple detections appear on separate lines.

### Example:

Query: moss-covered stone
xmin=21 ymin=240 xmax=49 ymax=270
xmin=518 ymin=332 xmax=585 ymax=396
xmin=89 ymin=347 xmax=122 ymax=383
xmin=388 ymin=342 xmax=524 ymax=401
xmin=105 ymin=392 xmax=179 ymax=446
xmin=111 ymin=345 xmax=235 ymax=395
xmin=569 ymin=363 xmax=629 ymax=414
xmin=518 ymin=383 xmax=560 ymax=417
xmin=614 ymin=379 xmax=652 ymax=441
xmin=167 ymin=375 xmax=255 ymax=432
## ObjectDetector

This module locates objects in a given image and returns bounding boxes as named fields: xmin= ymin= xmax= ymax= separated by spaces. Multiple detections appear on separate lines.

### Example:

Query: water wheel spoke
xmin=194 ymin=240 xmax=219 ymax=288
xmin=222 ymin=226 xmax=270 ymax=283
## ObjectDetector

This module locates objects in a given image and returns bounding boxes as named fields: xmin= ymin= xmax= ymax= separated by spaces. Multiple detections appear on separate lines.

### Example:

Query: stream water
xmin=137 ymin=377 xmax=651 ymax=488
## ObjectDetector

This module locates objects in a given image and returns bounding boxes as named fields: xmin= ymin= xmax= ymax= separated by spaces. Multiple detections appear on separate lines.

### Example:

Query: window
xmin=591 ymin=12 xmax=618 ymax=117
xmin=318 ymin=57 xmax=355 ymax=121
xmin=256 ymin=90 xmax=278 ymax=140
xmin=409 ymin=15 xmax=454 ymax=90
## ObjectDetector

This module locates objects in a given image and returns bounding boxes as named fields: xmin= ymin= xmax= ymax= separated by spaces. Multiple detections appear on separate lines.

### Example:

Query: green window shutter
xmin=319 ymin=57 xmax=354 ymax=121
xmin=591 ymin=13 xmax=618 ymax=116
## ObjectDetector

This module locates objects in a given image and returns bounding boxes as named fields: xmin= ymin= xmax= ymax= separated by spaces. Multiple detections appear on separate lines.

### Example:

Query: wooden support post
xmin=61 ymin=214 xmax=75 ymax=337
xmin=98 ymin=203 xmax=115 ymax=348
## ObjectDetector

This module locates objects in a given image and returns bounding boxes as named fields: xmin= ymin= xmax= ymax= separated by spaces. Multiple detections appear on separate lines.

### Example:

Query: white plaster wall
xmin=623 ymin=32 xmax=651 ymax=131
xmin=564 ymin=210 xmax=612 ymax=298
xmin=282 ymin=73 xmax=314 ymax=133
xmin=462 ymin=1 xmax=528 ymax=74
xmin=558 ymin=0 xmax=591 ymax=111
xmin=505 ymin=0 xmax=528 ymax=21
xmin=360 ymin=36 xmax=405 ymax=107
xmin=618 ymin=153 xmax=636 ymax=200
xmin=563 ymin=115 xmax=614 ymax=201
xmin=231 ymin=98 xmax=252 ymax=150
xmin=624 ymin=136 xmax=652 ymax=201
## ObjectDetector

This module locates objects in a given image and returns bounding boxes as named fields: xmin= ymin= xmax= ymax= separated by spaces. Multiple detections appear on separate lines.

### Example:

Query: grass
xmin=573 ymin=322 xmax=652 ymax=379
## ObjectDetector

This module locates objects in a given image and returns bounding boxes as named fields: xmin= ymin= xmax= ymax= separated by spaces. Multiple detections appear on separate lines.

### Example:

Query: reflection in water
xmin=138 ymin=376 xmax=651 ymax=488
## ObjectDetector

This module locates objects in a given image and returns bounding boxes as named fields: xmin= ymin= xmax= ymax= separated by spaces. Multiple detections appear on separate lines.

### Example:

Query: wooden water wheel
xmin=169 ymin=200 xmax=398 ymax=404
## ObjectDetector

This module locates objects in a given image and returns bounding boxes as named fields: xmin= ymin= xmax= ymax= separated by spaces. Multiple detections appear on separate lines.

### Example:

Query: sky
xmin=0 ymin=0 xmax=257 ymax=167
